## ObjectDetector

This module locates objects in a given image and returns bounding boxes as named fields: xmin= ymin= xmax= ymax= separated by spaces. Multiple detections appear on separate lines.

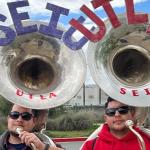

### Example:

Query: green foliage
xmin=46 ymin=110 xmax=103 ymax=131
xmin=0 ymin=97 xmax=12 ymax=132
xmin=73 ymin=113 xmax=92 ymax=130
xmin=59 ymin=115 xmax=74 ymax=131
xmin=48 ymin=105 xmax=68 ymax=118
xmin=0 ymin=116 xmax=7 ymax=132
xmin=0 ymin=96 xmax=12 ymax=116
xmin=46 ymin=124 xmax=101 ymax=138
xmin=46 ymin=119 xmax=58 ymax=130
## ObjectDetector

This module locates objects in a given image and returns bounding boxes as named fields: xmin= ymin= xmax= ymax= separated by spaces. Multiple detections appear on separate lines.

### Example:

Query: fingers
xmin=19 ymin=131 xmax=33 ymax=145
xmin=18 ymin=131 xmax=64 ymax=150
xmin=19 ymin=131 xmax=45 ymax=149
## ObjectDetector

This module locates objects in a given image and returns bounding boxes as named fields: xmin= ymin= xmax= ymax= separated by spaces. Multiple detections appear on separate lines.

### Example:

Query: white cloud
xmin=28 ymin=0 xmax=93 ymax=13
xmin=111 ymin=0 xmax=148 ymax=8
xmin=26 ymin=0 xmax=148 ymax=13
xmin=27 ymin=0 xmax=148 ymax=12
xmin=0 ymin=1 xmax=13 ymax=25
xmin=0 ymin=0 xmax=148 ymax=25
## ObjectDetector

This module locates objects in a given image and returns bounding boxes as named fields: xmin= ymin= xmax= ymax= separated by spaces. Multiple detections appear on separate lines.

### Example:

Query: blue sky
xmin=27 ymin=0 xmax=150 ymax=25
xmin=29 ymin=0 xmax=150 ymax=26
xmin=0 ymin=0 xmax=149 ymax=31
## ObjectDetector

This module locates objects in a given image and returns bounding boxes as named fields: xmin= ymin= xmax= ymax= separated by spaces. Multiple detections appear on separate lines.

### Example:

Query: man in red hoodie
xmin=81 ymin=97 xmax=150 ymax=150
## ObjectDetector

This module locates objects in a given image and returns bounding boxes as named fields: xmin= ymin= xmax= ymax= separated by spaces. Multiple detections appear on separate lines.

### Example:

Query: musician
xmin=81 ymin=97 xmax=150 ymax=150
xmin=0 ymin=104 xmax=64 ymax=150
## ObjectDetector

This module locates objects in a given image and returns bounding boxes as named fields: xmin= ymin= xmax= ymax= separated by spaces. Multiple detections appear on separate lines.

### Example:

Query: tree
xmin=0 ymin=96 xmax=12 ymax=116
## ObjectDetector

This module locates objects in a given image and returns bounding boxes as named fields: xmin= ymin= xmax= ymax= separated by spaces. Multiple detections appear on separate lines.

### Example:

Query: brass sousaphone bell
xmin=87 ymin=14 xmax=150 ymax=107
xmin=0 ymin=21 xmax=86 ymax=109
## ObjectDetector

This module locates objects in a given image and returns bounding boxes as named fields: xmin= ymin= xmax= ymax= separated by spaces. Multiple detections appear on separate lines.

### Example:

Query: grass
xmin=46 ymin=124 xmax=100 ymax=138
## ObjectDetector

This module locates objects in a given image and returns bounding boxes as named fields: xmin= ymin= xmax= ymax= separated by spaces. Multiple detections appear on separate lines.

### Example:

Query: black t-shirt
xmin=7 ymin=142 xmax=30 ymax=150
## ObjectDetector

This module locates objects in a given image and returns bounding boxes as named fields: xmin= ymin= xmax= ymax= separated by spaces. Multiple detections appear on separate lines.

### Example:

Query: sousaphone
xmin=87 ymin=14 xmax=150 ymax=107
xmin=82 ymin=14 xmax=150 ymax=150
xmin=0 ymin=21 xmax=86 ymax=109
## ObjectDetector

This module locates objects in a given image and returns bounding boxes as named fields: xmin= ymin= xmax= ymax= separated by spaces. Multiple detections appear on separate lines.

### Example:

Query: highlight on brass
xmin=0 ymin=21 xmax=86 ymax=109
xmin=6 ymin=33 xmax=61 ymax=94
xmin=87 ymin=14 xmax=150 ymax=106
xmin=125 ymin=120 xmax=146 ymax=150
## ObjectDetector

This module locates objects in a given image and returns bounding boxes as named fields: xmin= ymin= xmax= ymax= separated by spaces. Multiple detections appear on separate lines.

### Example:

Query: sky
xmin=1 ymin=0 xmax=149 ymax=25
xmin=0 ymin=0 xmax=150 ymax=85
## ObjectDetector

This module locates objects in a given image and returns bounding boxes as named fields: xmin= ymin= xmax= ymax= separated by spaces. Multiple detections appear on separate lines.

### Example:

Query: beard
xmin=9 ymin=130 xmax=20 ymax=138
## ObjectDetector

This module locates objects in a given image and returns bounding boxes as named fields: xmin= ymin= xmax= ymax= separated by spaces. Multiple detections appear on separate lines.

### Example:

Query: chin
xmin=114 ymin=125 xmax=126 ymax=130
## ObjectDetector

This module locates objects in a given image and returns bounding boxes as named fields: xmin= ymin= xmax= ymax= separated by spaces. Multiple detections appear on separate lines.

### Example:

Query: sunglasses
xmin=9 ymin=111 xmax=33 ymax=121
xmin=105 ymin=106 xmax=130 ymax=117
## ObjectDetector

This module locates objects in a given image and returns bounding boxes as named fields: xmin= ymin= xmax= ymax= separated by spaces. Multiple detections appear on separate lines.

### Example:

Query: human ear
xmin=103 ymin=114 xmax=107 ymax=121
xmin=33 ymin=117 xmax=37 ymax=124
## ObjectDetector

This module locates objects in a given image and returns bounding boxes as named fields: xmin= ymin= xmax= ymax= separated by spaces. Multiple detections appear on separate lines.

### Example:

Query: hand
xmin=19 ymin=131 xmax=45 ymax=150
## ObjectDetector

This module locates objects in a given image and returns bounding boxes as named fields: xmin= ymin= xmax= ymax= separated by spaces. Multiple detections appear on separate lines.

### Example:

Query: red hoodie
xmin=81 ymin=124 xmax=150 ymax=150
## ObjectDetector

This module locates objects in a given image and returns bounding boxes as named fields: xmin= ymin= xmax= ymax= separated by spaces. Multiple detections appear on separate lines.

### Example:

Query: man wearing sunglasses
xmin=81 ymin=97 xmax=150 ymax=150
xmin=0 ymin=104 xmax=64 ymax=150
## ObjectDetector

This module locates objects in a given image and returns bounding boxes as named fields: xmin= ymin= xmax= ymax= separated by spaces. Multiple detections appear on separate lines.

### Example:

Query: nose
xmin=16 ymin=115 xmax=23 ymax=121
xmin=114 ymin=110 xmax=120 ymax=116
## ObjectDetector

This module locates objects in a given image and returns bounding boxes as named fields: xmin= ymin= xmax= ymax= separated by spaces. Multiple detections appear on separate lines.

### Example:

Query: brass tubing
xmin=125 ymin=120 xmax=146 ymax=150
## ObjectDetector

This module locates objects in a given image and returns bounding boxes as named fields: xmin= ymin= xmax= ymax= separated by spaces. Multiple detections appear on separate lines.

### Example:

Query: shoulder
xmin=81 ymin=138 xmax=98 ymax=150
xmin=135 ymin=127 xmax=150 ymax=140
xmin=0 ymin=131 xmax=9 ymax=142
xmin=0 ymin=131 xmax=9 ymax=149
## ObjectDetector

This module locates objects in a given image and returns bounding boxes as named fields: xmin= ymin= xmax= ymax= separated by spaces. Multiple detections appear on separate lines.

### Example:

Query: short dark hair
xmin=104 ymin=96 xmax=115 ymax=109
xmin=104 ymin=96 xmax=135 ymax=112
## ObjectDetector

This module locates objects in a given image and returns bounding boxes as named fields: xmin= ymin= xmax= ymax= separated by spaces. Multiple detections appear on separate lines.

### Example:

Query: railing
xmin=53 ymin=137 xmax=87 ymax=150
